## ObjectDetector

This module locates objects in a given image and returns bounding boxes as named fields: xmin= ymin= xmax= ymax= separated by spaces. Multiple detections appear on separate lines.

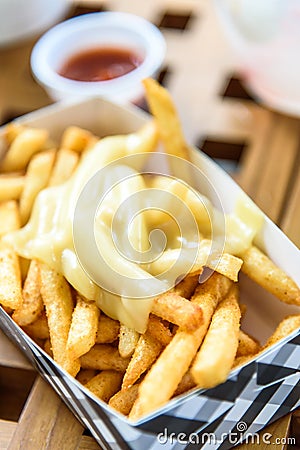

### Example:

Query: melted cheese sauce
xmin=4 ymin=123 xmax=263 ymax=332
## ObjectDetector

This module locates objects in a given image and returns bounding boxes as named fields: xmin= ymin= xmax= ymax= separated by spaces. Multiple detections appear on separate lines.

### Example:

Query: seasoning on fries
xmin=190 ymin=285 xmax=241 ymax=388
xmin=0 ymin=78 xmax=299 ymax=422
xmin=12 ymin=259 xmax=43 ymax=326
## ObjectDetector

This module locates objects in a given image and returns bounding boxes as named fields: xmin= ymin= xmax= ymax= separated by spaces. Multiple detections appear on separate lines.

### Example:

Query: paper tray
xmin=0 ymin=97 xmax=299 ymax=449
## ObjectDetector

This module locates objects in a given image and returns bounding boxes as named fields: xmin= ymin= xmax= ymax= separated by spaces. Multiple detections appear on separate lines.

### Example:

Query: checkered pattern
xmin=1 ymin=306 xmax=299 ymax=449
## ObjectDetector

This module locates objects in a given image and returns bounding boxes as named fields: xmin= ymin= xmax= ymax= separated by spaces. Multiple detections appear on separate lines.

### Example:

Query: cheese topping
xmin=4 ymin=123 xmax=263 ymax=332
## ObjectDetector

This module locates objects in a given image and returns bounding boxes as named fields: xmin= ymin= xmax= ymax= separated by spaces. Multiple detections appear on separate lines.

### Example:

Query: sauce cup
xmin=30 ymin=12 xmax=166 ymax=104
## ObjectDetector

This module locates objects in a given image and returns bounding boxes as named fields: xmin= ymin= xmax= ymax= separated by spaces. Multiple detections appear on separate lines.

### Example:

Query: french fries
xmin=66 ymin=294 xmax=99 ymax=360
xmin=48 ymin=148 xmax=79 ymax=186
xmin=80 ymin=344 xmax=130 ymax=372
xmin=13 ymin=259 xmax=43 ymax=326
xmin=0 ymin=174 xmax=25 ymax=202
xmin=122 ymin=333 xmax=162 ymax=389
xmin=149 ymin=240 xmax=243 ymax=282
xmin=151 ymin=292 xmax=203 ymax=331
xmin=129 ymin=274 xmax=232 ymax=419
xmin=76 ymin=369 xmax=97 ymax=385
xmin=109 ymin=384 xmax=140 ymax=415
xmin=23 ymin=312 xmax=50 ymax=340
xmin=263 ymin=314 xmax=300 ymax=348
xmin=0 ymin=200 xmax=20 ymax=237
xmin=19 ymin=150 xmax=56 ymax=224
xmin=173 ymin=370 xmax=196 ymax=397
xmin=0 ymin=127 xmax=49 ymax=172
xmin=3 ymin=123 xmax=25 ymax=145
xmin=85 ymin=371 xmax=123 ymax=402
xmin=39 ymin=263 xmax=80 ymax=376
xmin=60 ymin=126 xmax=97 ymax=153
xmin=146 ymin=314 xmax=172 ymax=346
xmin=237 ymin=330 xmax=261 ymax=357
xmin=234 ymin=315 xmax=300 ymax=369
xmin=96 ymin=314 xmax=120 ymax=344
xmin=0 ymin=79 xmax=299 ymax=424
xmin=241 ymin=246 xmax=300 ymax=306
xmin=172 ymin=273 xmax=200 ymax=299
xmin=118 ymin=325 xmax=140 ymax=358
xmin=143 ymin=78 xmax=189 ymax=161
xmin=0 ymin=242 xmax=22 ymax=310
xmin=190 ymin=285 xmax=241 ymax=388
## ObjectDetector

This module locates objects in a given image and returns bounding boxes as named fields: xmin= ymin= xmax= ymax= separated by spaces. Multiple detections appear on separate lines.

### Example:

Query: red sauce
xmin=58 ymin=47 xmax=143 ymax=82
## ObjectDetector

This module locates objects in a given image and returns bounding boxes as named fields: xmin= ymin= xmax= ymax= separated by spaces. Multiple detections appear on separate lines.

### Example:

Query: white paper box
xmin=0 ymin=97 xmax=299 ymax=449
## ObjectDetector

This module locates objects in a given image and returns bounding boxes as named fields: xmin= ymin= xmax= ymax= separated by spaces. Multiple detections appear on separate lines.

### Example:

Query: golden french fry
xmin=234 ymin=315 xmax=300 ymax=369
xmin=23 ymin=312 xmax=50 ymax=340
xmin=264 ymin=314 xmax=300 ymax=349
xmin=150 ymin=240 xmax=243 ymax=282
xmin=173 ymin=370 xmax=196 ymax=397
xmin=80 ymin=344 xmax=130 ymax=372
xmin=207 ymin=252 xmax=243 ymax=283
xmin=1 ymin=128 xmax=49 ymax=172
xmin=190 ymin=286 xmax=241 ymax=388
xmin=151 ymin=292 xmax=203 ymax=332
xmin=85 ymin=370 xmax=123 ymax=402
xmin=13 ymin=259 xmax=43 ymax=326
xmin=129 ymin=330 xmax=195 ymax=420
xmin=66 ymin=295 xmax=99 ymax=360
xmin=60 ymin=126 xmax=97 ymax=153
xmin=3 ymin=123 xmax=26 ymax=145
xmin=20 ymin=150 xmax=56 ymax=224
xmin=0 ymin=242 xmax=22 ymax=310
xmin=241 ymin=246 xmax=300 ymax=306
xmin=0 ymin=201 xmax=20 ymax=237
xmin=0 ymin=174 xmax=25 ymax=202
xmin=109 ymin=384 xmax=140 ymax=416
xmin=48 ymin=148 xmax=79 ymax=186
xmin=118 ymin=325 xmax=140 ymax=358
xmin=237 ymin=330 xmax=261 ymax=357
xmin=129 ymin=273 xmax=232 ymax=419
xmin=122 ymin=333 xmax=162 ymax=389
xmin=173 ymin=274 xmax=199 ymax=299
xmin=76 ymin=369 xmax=98 ymax=385
xmin=146 ymin=314 xmax=172 ymax=346
xmin=19 ymin=257 xmax=30 ymax=282
xmin=40 ymin=263 xmax=80 ymax=376
xmin=96 ymin=314 xmax=120 ymax=344
xmin=143 ymin=78 xmax=189 ymax=160
xmin=185 ymin=243 xmax=243 ymax=282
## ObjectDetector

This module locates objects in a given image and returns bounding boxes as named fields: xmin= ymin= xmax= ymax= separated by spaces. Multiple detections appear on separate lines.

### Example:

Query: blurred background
xmin=1 ymin=0 xmax=300 ymax=173
xmin=0 ymin=0 xmax=241 ymax=169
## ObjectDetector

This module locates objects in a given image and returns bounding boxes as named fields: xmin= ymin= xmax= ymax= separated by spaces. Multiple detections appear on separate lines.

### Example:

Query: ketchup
xmin=58 ymin=47 xmax=143 ymax=82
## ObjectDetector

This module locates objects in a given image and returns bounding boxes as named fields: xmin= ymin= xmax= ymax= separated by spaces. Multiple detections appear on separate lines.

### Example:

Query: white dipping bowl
xmin=30 ymin=12 xmax=166 ymax=103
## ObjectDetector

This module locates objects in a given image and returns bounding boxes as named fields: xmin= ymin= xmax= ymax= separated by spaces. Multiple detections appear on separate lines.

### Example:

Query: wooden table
xmin=0 ymin=1 xmax=299 ymax=448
